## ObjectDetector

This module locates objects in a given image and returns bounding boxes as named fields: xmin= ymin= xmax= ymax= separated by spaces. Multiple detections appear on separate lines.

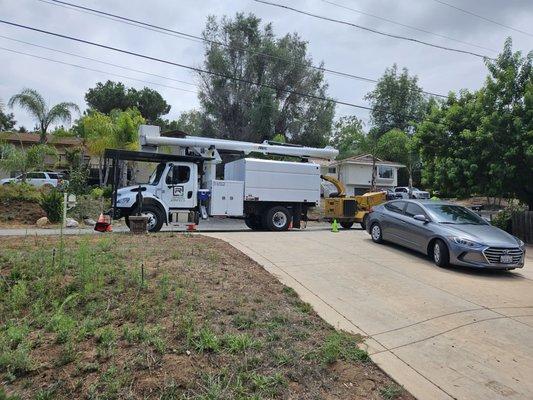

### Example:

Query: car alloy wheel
xmin=371 ymin=223 xmax=383 ymax=243
xmin=434 ymin=243 xmax=441 ymax=263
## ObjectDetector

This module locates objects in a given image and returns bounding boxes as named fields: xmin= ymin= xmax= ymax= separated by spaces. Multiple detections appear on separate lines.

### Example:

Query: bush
xmin=68 ymin=195 xmax=108 ymax=222
xmin=491 ymin=203 xmax=526 ymax=232
xmin=90 ymin=187 xmax=104 ymax=199
xmin=67 ymin=165 xmax=90 ymax=196
xmin=40 ymin=189 xmax=63 ymax=223
xmin=0 ymin=182 xmax=41 ymax=203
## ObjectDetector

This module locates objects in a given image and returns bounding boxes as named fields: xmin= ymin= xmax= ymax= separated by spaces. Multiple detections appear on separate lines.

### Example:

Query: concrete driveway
xmin=206 ymin=227 xmax=533 ymax=400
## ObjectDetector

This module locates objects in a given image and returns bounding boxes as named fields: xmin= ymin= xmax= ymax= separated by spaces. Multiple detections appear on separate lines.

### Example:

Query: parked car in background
xmin=385 ymin=189 xmax=403 ymax=200
xmin=1 ymin=171 xmax=68 ymax=189
xmin=366 ymin=200 xmax=525 ymax=269
xmin=394 ymin=186 xmax=430 ymax=199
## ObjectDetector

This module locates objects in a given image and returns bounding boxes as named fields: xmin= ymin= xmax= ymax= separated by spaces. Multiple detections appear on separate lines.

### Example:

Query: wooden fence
xmin=512 ymin=211 xmax=533 ymax=244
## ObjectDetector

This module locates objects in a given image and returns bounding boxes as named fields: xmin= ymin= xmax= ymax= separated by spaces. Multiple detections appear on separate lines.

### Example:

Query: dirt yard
xmin=0 ymin=233 xmax=412 ymax=399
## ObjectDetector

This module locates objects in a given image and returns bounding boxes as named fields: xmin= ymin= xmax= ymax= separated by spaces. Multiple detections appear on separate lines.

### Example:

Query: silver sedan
xmin=366 ymin=200 xmax=526 ymax=269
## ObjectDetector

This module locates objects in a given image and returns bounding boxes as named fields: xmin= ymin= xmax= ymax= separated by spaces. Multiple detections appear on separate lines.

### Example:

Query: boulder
xmin=36 ymin=216 xmax=50 ymax=227
xmin=65 ymin=218 xmax=79 ymax=228
xmin=84 ymin=218 xmax=97 ymax=226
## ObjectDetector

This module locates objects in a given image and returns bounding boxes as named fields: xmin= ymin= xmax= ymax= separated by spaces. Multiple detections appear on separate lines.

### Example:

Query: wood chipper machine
xmin=321 ymin=175 xmax=387 ymax=229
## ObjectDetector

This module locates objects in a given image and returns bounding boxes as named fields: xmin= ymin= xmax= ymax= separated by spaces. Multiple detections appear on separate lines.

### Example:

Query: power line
xmin=320 ymin=0 xmax=496 ymax=53
xmin=0 ymin=19 xmax=374 ymax=111
xmin=0 ymin=34 xmax=198 ymax=88
xmin=35 ymin=0 xmax=447 ymax=98
xmin=35 ymin=0 xmax=373 ymax=85
xmin=0 ymin=46 xmax=198 ymax=94
xmin=430 ymin=0 xmax=533 ymax=38
xmin=253 ymin=0 xmax=493 ymax=60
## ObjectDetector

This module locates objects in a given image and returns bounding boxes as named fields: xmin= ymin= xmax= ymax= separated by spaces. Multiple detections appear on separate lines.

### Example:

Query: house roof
xmin=0 ymin=132 xmax=83 ymax=146
xmin=331 ymin=154 xmax=405 ymax=168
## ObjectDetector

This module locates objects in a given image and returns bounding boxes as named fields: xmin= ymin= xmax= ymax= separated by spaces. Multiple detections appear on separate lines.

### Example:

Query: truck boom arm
xmin=140 ymin=125 xmax=339 ymax=160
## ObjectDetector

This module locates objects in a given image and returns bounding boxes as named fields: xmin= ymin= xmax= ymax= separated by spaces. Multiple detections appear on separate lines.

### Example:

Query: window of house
xmin=378 ymin=165 xmax=394 ymax=179
xmin=166 ymin=165 xmax=190 ymax=185
xmin=328 ymin=166 xmax=336 ymax=174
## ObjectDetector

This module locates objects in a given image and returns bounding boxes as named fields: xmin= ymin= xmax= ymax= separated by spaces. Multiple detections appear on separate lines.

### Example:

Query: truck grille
xmin=483 ymin=247 xmax=523 ymax=264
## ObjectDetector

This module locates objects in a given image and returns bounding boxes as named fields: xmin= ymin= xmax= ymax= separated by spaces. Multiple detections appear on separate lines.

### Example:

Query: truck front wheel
xmin=263 ymin=206 xmax=291 ymax=231
xmin=126 ymin=205 xmax=164 ymax=233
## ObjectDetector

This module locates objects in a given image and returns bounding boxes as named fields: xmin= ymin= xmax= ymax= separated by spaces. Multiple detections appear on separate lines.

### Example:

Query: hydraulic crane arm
xmin=139 ymin=125 xmax=339 ymax=160
xmin=321 ymin=174 xmax=346 ymax=197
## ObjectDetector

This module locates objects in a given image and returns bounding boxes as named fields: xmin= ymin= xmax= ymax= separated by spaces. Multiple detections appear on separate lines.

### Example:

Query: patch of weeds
xmin=272 ymin=350 xmax=294 ymax=366
xmin=222 ymin=333 xmax=261 ymax=354
xmin=4 ymin=323 xmax=30 ymax=348
xmin=248 ymin=372 xmax=287 ymax=397
xmin=77 ymin=317 xmax=102 ymax=340
xmin=232 ymin=314 xmax=255 ymax=330
xmin=8 ymin=281 xmax=29 ymax=312
xmin=55 ymin=341 xmax=77 ymax=367
xmin=380 ymin=383 xmax=403 ymax=400
xmin=0 ymin=388 xmax=22 ymax=400
xmin=34 ymin=388 xmax=55 ymax=400
xmin=49 ymin=313 xmax=77 ymax=344
xmin=319 ymin=331 xmax=369 ymax=364
xmin=123 ymin=324 xmax=167 ymax=354
xmin=78 ymin=361 xmax=99 ymax=373
xmin=282 ymin=286 xmax=298 ymax=297
xmin=295 ymin=301 xmax=313 ymax=314
xmin=190 ymin=326 xmax=220 ymax=353
xmin=0 ymin=343 xmax=33 ymax=378
xmin=95 ymin=326 xmax=117 ymax=358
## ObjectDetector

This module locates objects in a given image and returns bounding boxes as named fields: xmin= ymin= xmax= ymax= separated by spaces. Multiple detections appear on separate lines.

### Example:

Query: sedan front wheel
xmin=432 ymin=239 xmax=450 ymax=267
xmin=370 ymin=223 xmax=383 ymax=243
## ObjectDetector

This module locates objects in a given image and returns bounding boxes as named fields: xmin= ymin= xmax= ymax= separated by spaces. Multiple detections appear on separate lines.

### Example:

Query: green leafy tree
xmin=365 ymin=64 xmax=427 ymax=137
xmin=77 ymin=108 xmax=145 ymax=185
xmin=158 ymin=110 xmax=203 ymax=135
xmin=85 ymin=81 xmax=170 ymax=123
xmin=0 ymin=99 xmax=16 ymax=131
xmin=376 ymin=129 xmax=417 ymax=188
xmin=197 ymin=13 xmax=334 ymax=146
xmin=329 ymin=116 xmax=366 ymax=158
xmin=417 ymin=38 xmax=532 ymax=209
xmin=0 ymin=144 xmax=58 ymax=181
xmin=8 ymin=89 xmax=79 ymax=143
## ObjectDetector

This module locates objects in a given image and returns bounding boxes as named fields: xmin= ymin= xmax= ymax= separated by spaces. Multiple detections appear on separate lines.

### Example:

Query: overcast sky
xmin=1 ymin=0 xmax=531 ymax=131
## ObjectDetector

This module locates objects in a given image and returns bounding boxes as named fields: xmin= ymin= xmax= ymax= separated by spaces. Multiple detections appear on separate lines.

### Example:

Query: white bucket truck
xmin=108 ymin=125 xmax=338 ymax=232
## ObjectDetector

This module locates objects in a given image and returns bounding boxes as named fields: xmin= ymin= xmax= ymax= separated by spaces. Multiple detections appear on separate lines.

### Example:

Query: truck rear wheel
xmin=263 ymin=206 xmax=290 ymax=231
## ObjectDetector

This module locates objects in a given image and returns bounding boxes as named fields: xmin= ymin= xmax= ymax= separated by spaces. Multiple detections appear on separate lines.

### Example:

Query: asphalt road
xmin=206 ymin=227 xmax=533 ymax=400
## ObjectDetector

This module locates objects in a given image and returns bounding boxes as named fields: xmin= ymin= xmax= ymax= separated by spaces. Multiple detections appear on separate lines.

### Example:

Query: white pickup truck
xmin=108 ymin=125 xmax=338 ymax=232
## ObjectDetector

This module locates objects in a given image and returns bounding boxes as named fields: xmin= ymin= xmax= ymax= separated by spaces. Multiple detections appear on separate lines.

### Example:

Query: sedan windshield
xmin=425 ymin=204 xmax=487 ymax=225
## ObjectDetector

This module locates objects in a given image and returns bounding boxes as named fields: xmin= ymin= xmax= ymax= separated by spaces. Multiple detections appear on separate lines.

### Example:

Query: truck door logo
xmin=173 ymin=186 xmax=184 ymax=197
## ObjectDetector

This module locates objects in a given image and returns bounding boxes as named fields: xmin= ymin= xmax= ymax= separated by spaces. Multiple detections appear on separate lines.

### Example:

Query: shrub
xmin=68 ymin=195 xmax=105 ymax=221
xmin=491 ymin=203 xmax=526 ymax=232
xmin=40 ymin=189 xmax=63 ymax=223
xmin=90 ymin=187 xmax=104 ymax=199
xmin=67 ymin=165 xmax=90 ymax=196
xmin=0 ymin=183 xmax=40 ymax=203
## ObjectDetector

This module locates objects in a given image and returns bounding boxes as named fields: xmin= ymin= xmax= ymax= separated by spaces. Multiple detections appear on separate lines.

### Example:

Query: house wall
xmin=337 ymin=163 xmax=398 ymax=195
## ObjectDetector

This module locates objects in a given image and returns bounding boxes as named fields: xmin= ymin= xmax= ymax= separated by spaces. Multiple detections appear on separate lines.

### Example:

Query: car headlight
xmin=450 ymin=237 xmax=483 ymax=248
xmin=514 ymin=236 xmax=525 ymax=248
xmin=116 ymin=197 xmax=131 ymax=205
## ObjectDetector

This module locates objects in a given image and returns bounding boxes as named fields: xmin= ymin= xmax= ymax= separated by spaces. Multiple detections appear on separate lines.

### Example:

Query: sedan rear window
xmin=425 ymin=204 xmax=487 ymax=225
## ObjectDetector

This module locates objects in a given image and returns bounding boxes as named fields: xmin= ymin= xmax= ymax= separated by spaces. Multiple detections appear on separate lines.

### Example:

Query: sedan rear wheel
xmin=433 ymin=239 xmax=450 ymax=267
xmin=370 ymin=223 xmax=383 ymax=243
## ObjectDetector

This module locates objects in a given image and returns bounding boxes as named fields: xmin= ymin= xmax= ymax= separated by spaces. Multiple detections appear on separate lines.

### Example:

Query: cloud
xmin=1 ymin=0 xmax=531 ymax=129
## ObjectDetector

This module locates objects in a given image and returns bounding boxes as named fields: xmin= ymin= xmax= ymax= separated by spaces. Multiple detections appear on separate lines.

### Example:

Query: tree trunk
xmin=98 ymin=157 xmax=103 ymax=186
xmin=408 ymin=168 xmax=413 ymax=198
xmin=40 ymin=123 xmax=47 ymax=144
xmin=370 ymin=154 xmax=377 ymax=191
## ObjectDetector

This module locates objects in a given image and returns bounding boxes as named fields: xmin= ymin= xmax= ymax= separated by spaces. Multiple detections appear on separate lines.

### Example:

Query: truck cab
xmin=115 ymin=161 xmax=198 ymax=232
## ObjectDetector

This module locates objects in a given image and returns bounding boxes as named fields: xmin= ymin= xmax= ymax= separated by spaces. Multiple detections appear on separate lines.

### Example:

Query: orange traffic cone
xmin=94 ymin=213 xmax=111 ymax=232
xmin=186 ymin=223 xmax=197 ymax=232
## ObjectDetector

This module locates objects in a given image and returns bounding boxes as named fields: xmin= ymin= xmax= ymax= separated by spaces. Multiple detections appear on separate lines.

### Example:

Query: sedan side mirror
xmin=413 ymin=214 xmax=429 ymax=223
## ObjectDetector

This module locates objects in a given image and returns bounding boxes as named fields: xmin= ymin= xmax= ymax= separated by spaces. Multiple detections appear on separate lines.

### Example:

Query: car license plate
xmin=500 ymin=255 xmax=513 ymax=264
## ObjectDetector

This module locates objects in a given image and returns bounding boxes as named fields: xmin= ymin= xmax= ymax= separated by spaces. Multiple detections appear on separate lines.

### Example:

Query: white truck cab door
xmin=161 ymin=163 xmax=197 ymax=209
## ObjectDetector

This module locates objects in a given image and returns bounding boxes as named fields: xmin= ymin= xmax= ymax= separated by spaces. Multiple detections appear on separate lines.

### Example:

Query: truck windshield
xmin=148 ymin=163 xmax=166 ymax=185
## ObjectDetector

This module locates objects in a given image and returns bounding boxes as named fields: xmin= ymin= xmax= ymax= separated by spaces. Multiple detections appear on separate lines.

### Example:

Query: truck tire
xmin=340 ymin=221 xmax=354 ymax=229
xmin=244 ymin=216 xmax=263 ymax=230
xmin=139 ymin=204 xmax=164 ymax=233
xmin=263 ymin=206 xmax=291 ymax=231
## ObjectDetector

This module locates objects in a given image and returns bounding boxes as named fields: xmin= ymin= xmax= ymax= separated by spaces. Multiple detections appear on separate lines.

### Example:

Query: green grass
xmin=319 ymin=331 xmax=369 ymax=364
xmin=380 ymin=383 xmax=403 ymax=399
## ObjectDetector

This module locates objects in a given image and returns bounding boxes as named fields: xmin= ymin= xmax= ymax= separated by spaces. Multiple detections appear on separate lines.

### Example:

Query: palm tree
xmin=8 ymin=89 xmax=79 ymax=143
